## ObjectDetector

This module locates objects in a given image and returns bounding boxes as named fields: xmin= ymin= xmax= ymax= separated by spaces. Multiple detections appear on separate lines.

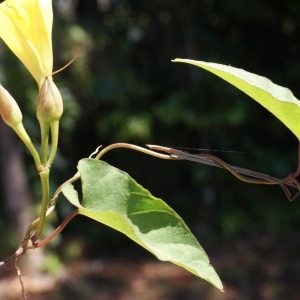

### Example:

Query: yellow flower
xmin=0 ymin=0 xmax=53 ymax=87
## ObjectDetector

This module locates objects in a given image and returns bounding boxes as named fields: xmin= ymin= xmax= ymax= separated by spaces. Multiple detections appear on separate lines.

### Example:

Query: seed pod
xmin=0 ymin=84 xmax=22 ymax=128
xmin=36 ymin=76 xmax=63 ymax=123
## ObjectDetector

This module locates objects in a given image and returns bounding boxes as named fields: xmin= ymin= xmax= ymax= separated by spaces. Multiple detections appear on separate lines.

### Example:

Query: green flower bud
xmin=0 ymin=84 xmax=22 ymax=128
xmin=36 ymin=77 xmax=63 ymax=123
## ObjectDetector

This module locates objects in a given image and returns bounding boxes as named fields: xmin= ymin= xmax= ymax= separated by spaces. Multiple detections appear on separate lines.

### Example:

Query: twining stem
xmin=25 ymin=205 xmax=55 ymax=237
xmin=25 ymin=171 xmax=81 ymax=237
xmin=95 ymin=143 xmax=299 ymax=197
xmin=32 ymin=209 xmax=79 ymax=248
xmin=0 ymin=210 xmax=79 ymax=269
xmin=95 ymin=143 xmax=177 ymax=161
xmin=95 ymin=143 xmax=300 ymax=200
xmin=147 ymin=144 xmax=300 ymax=201
xmin=0 ymin=234 xmax=31 ymax=268
xmin=96 ymin=143 xmax=300 ymax=201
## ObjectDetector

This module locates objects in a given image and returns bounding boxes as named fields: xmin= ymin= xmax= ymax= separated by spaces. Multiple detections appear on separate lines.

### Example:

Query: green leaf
xmin=173 ymin=58 xmax=300 ymax=140
xmin=62 ymin=158 xmax=223 ymax=290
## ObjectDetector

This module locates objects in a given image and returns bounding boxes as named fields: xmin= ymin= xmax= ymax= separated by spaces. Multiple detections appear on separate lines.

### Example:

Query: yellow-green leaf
xmin=173 ymin=59 xmax=300 ymax=140
xmin=62 ymin=158 xmax=223 ymax=290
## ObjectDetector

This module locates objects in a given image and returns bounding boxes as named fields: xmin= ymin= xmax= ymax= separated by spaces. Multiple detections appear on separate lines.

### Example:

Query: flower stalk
xmin=0 ymin=0 xmax=58 ymax=241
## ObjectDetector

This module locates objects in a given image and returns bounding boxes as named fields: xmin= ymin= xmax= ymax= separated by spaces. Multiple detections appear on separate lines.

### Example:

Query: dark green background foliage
xmin=1 ymin=0 xmax=300 ymax=266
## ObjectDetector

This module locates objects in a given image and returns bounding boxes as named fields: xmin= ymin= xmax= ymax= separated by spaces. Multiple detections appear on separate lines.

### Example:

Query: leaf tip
xmin=172 ymin=58 xmax=185 ymax=63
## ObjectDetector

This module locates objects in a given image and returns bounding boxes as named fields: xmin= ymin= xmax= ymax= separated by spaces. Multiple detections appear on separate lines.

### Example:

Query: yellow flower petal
xmin=0 ymin=0 xmax=53 ymax=85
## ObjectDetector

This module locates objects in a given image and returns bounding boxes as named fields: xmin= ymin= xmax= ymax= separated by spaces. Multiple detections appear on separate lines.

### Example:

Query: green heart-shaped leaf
xmin=62 ymin=158 xmax=223 ymax=290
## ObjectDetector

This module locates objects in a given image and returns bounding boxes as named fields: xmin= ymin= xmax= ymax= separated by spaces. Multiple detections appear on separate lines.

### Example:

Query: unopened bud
xmin=0 ymin=84 xmax=22 ymax=128
xmin=36 ymin=77 xmax=63 ymax=123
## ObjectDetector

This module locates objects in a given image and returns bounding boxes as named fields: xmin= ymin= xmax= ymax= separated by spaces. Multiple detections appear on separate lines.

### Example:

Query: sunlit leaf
xmin=173 ymin=59 xmax=300 ymax=140
xmin=62 ymin=158 xmax=223 ymax=290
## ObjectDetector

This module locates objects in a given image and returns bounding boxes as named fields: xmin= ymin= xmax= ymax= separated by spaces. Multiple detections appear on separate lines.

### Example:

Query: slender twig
xmin=0 ymin=210 xmax=79 ymax=269
xmin=32 ymin=210 xmax=79 ymax=248
xmin=95 ymin=143 xmax=179 ymax=161
xmin=147 ymin=144 xmax=300 ymax=201
xmin=24 ymin=171 xmax=81 ymax=239
xmin=15 ymin=258 xmax=27 ymax=300
xmin=0 ymin=235 xmax=30 ymax=269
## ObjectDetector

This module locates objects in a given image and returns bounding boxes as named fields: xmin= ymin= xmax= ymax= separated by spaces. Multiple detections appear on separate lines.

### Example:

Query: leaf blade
xmin=173 ymin=58 xmax=300 ymax=140
xmin=62 ymin=158 xmax=223 ymax=290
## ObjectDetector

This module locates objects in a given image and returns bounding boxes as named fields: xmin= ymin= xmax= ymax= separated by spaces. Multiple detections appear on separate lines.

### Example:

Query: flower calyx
xmin=36 ymin=76 xmax=63 ymax=124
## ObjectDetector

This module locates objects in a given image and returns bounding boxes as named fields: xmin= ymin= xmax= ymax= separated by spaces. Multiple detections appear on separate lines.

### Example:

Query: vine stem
xmin=147 ymin=144 xmax=300 ymax=201
xmin=32 ymin=168 xmax=50 ymax=242
xmin=24 ymin=171 xmax=81 ymax=237
xmin=95 ymin=142 xmax=179 ymax=161
xmin=0 ymin=235 xmax=30 ymax=268
xmin=94 ymin=143 xmax=300 ymax=200
xmin=32 ymin=210 xmax=79 ymax=248
xmin=0 ymin=210 xmax=79 ymax=269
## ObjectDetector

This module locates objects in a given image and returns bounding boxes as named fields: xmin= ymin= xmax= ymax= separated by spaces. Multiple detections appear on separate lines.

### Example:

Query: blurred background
xmin=1 ymin=0 xmax=300 ymax=299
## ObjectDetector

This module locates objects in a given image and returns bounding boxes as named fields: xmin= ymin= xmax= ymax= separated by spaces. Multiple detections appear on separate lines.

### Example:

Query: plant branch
xmin=147 ymin=144 xmax=300 ymax=201
xmin=95 ymin=142 xmax=180 ymax=161
xmin=0 ymin=210 xmax=79 ymax=269
xmin=32 ymin=209 xmax=79 ymax=248
xmin=25 ymin=171 xmax=81 ymax=238
xmin=0 ymin=235 xmax=31 ymax=269
xmin=32 ymin=168 xmax=50 ymax=242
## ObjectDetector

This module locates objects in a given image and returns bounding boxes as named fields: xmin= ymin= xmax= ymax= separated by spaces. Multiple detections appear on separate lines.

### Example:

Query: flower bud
xmin=0 ymin=84 xmax=22 ymax=128
xmin=36 ymin=77 xmax=63 ymax=123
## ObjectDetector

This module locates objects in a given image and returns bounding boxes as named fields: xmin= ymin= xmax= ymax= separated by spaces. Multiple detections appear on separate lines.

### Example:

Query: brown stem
xmin=147 ymin=144 xmax=300 ymax=201
xmin=15 ymin=259 xmax=26 ymax=300
xmin=0 ymin=236 xmax=30 ymax=269
xmin=33 ymin=209 xmax=79 ymax=248
xmin=0 ymin=210 xmax=79 ymax=268
xmin=95 ymin=143 xmax=179 ymax=161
